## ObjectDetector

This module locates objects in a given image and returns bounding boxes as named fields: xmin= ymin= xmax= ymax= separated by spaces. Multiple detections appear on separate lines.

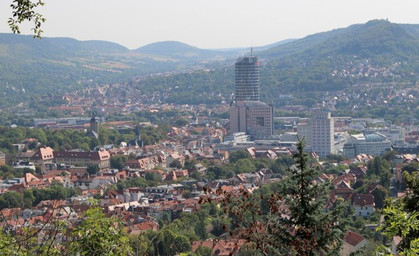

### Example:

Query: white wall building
xmin=364 ymin=126 xmax=405 ymax=143
xmin=352 ymin=194 xmax=375 ymax=217
xmin=224 ymin=132 xmax=250 ymax=143
xmin=343 ymin=133 xmax=391 ymax=159
xmin=309 ymin=111 xmax=334 ymax=157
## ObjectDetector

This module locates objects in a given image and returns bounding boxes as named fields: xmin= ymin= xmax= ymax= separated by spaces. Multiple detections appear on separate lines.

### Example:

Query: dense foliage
xmin=207 ymin=140 xmax=345 ymax=255
xmin=0 ymin=125 xmax=168 ymax=155
xmin=379 ymin=171 xmax=419 ymax=255
xmin=0 ymin=183 xmax=78 ymax=210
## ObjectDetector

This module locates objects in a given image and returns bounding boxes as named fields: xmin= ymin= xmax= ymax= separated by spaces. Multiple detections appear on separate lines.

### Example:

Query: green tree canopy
xmin=69 ymin=207 xmax=132 ymax=255
xmin=110 ymin=155 xmax=127 ymax=170
xmin=229 ymin=150 xmax=251 ymax=164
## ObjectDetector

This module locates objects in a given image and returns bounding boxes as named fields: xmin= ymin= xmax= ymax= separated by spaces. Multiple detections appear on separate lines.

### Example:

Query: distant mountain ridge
xmin=134 ymin=41 xmax=218 ymax=59
xmin=131 ymin=20 xmax=419 ymax=105
xmin=262 ymin=20 xmax=419 ymax=59
xmin=2 ymin=19 xmax=419 ymax=108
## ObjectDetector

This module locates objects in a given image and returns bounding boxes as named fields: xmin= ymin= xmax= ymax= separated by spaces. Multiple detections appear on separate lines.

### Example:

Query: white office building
xmin=343 ymin=133 xmax=391 ymax=158
xmin=308 ymin=111 xmax=334 ymax=158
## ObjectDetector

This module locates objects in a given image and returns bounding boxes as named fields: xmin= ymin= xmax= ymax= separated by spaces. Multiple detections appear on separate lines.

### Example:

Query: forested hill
xmin=134 ymin=20 xmax=419 ymax=105
xmin=0 ymin=34 xmax=242 ymax=107
xmin=263 ymin=19 xmax=419 ymax=60
xmin=133 ymin=41 xmax=226 ymax=60
xmin=2 ymin=20 xmax=419 ymax=108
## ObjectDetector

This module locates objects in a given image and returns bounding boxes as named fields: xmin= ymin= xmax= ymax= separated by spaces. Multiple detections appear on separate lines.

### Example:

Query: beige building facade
xmin=230 ymin=101 xmax=273 ymax=140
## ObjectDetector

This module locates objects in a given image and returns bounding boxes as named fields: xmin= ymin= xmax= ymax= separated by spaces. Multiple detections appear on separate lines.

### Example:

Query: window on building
xmin=256 ymin=117 xmax=264 ymax=126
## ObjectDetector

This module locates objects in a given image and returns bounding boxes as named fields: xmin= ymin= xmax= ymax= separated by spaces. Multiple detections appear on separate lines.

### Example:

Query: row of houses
xmin=15 ymin=147 xmax=111 ymax=169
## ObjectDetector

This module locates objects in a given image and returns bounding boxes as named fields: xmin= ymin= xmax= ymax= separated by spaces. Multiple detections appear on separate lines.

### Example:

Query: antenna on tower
xmin=250 ymin=41 xmax=253 ymax=57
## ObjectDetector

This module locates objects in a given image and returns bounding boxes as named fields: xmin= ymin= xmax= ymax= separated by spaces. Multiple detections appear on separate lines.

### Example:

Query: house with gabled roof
xmin=31 ymin=146 xmax=54 ymax=167
xmin=191 ymin=239 xmax=247 ymax=256
xmin=352 ymin=194 xmax=375 ymax=217
xmin=341 ymin=230 xmax=367 ymax=256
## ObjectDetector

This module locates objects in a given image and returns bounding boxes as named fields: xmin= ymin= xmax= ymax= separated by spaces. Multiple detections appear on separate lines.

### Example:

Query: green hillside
xmin=134 ymin=41 xmax=223 ymax=59
xmin=133 ymin=20 xmax=419 ymax=105
xmin=0 ymin=34 xmax=238 ymax=107
xmin=2 ymin=20 xmax=419 ymax=109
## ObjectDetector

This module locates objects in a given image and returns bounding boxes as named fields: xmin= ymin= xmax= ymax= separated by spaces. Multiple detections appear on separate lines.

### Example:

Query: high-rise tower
xmin=235 ymin=55 xmax=260 ymax=101
xmin=309 ymin=111 xmax=334 ymax=158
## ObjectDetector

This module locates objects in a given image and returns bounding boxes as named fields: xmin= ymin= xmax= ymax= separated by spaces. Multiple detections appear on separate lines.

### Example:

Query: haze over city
xmin=1 ymin=0 xmax=419 ymax=255
xmin=1 ymin=0 xmax=419 ymax=49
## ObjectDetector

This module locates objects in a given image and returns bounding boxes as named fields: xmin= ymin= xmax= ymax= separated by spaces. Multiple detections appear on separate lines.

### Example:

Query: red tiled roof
xmin=54 ymin=150 xmax=110 ymax=160
xmin=352 ymin=194 xmax=375 ymax=206
xmin=345 ymin=230 xmax=365 ymax=246
xmin=31 ymin=147 xmax=54 ymax=160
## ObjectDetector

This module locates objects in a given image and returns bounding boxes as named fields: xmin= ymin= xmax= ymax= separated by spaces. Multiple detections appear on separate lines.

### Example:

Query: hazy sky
xmin=1 ymin=0 xmax=419 ymax=49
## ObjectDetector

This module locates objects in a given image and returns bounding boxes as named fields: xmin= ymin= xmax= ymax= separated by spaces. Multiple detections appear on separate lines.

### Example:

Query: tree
xmin=371 ymin=186 xmax=388 ymax=209
xmin=145 ymin=172 xmax=162 ymax=182
xmin=117 ymin=177 xmax=147 ymax=191
xmin=229 ymin=150 xmax=251 ymax=164
xmin=8 ymin=0 xmax=46 ymax=38
xmin=379 ymin=171 xmax=419 ymax=255
xmin=367 ymin=156 xmax=392 ymax=189
xmin=169 ymin=159 xmax=183 ymax=169
xmin=195 ymin=211 xmax=208 ymax=240
xmin=87 ymin=164 xmax=100 ymax=175
xmin=69 ymin=207 xmax=132 ymax=255
xmin=272 ymin=155 xmax=295 ymax=174
xmin=0 ymin=191 xmax=24 ymax=209
xmin=195 ymin=245 xmax=213 ymax=256
xmin=207 ymin=139 xmax=345 ymax=255
xmin=144 ymin=229 xmax=192 ymax=256
xmin=401 ymin=162 xmax=419 ymax=174
xmin=110 ymin=155 xmax=127 ymax=170
xmin=367 ymin=156 xmax=391 ymax=177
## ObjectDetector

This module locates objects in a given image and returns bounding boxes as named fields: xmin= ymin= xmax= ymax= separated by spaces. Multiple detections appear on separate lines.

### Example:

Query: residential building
xmin=352 ymin=194 xmax=375 ymax=217
xmin=166 ymin=153 xmax=185 ymax=168
xmin=53 ymin=150 xmax=110 ymax=169
xmin=31 ymin=146 xmax=54 ymax=166
xmin=341 ymin=230 xmax=367 ymax=256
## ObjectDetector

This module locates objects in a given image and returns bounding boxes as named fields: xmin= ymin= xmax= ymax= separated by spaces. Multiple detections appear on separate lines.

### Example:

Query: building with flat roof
xmin=235 ymin=56 xmax=260 ymax=102
xmin=33 ymin=117 xmax=91 ymax=129
xmin=298 ymin=111 xmax=334 ymax=157
xmin=343 ymin=133 xmax=391 ymax=159
xmin=229 ymin=101 xmax=273 ymax=140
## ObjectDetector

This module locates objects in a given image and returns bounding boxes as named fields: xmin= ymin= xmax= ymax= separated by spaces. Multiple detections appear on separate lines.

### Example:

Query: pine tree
xmin=211 ymin=139 xmax=345 ymax=255
xmin=271 ymin=139 xmax=345 ymax=255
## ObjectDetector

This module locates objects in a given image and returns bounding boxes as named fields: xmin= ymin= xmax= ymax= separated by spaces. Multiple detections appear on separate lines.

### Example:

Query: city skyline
xmin=1 ymin=0 xmax=419 ymax=49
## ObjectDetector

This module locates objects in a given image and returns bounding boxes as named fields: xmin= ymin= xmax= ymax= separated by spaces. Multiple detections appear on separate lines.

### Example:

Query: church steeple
xmin=90 ymin=111 xmax=100 ymax=135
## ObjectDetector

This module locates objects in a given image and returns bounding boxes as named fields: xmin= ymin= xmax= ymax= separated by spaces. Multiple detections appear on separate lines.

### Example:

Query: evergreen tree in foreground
xmin=275 ymin=139 xmax=345 ymax=255
xmin=210 ymin=139 xmax=345 ymax=255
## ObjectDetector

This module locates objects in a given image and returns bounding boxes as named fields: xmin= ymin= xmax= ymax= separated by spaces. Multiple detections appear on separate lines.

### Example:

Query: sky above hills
xmin=1 ymin=0 xmax=419 ymax=50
